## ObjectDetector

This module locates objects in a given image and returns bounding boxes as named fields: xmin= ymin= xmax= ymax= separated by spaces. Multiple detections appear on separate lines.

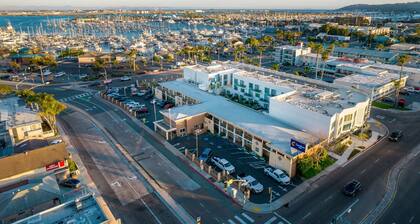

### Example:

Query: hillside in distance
xmin=338 ymin=1 xmax=420 ymax=12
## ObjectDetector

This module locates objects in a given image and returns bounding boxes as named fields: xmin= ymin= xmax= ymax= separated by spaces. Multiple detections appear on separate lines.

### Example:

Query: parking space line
xmin=274 ymin=212 xmax=292 ymax=224
xmin=227 ymin=219 xmax=236 ymax=224
xmin=241 ymin=213 xmax=255 ymax=223
xmin=234 ymin=216 xmax=247 ymax=224
xmin=264 ymin=216 xmax=277 ymax=224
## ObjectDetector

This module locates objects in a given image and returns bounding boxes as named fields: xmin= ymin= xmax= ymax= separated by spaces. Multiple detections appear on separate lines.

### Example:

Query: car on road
xmin=51 ymin=139 xmax=63 ymax=145
xmin=120 ymin=76 xmax=131 ymax=81
xmin=211 ymin=157 xmax=235 ymax=174
xmin=198 ymin=148 xmax=213 ymax=162
xmin=79 ymin=74 xmax=88 ymax=79
xmin=342 ymin=180 xmax=361 ymax=197
xmin=163 ymin=103 xmax=174 ymax=109
xmin=236 ymin=173 xmax=264 ymax=194
xmin=60 ymin=178 xmax=81 ymax=189
xmin=54 ymin=72 xmax=66 ymax=78
xmin=264 ymin=166 xmax=290 ymax=185
xmin=388 ymin=130 xmax=403 ymax=142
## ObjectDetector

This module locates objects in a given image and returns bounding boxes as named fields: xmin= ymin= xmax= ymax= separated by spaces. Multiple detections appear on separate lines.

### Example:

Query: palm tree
xmin=128 ymin=49 xmax=137 ymax=72
xmin=256 ymin=45 xmax=266 ymax=67
xmin=394 ymin=54 xmax=411 ymax=107
xmin=216 ymin=41 xmax=226 ymax=61
xmin=320 ymin=50 xmax=330 ymax=81
xmin=309 ymin=42 xmax=323 ymax=79
xmin=272 ymin=63 xmax=280 ymax=71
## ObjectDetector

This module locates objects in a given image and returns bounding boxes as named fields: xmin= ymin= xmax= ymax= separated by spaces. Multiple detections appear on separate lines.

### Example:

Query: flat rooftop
xmin=334 ymin=71 xmax=401 ymax=88
xmin=13 ymin=194 xmax=109 ymax=224
xmin=0 ymin=97 xmax=41 ymax=129
xmin=160 ymin=80 xmax=319 ymax=156
xmin=223 ymin=61 xmax=368 ymax=117
xmin=186 ymin=63 xmax=234 ymax=74
xmin=333 ymin=47 xmax=398 ymax=59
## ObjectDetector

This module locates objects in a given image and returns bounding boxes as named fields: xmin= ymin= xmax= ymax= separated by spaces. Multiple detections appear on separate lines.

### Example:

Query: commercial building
xmin=316 ymin=33 xmax=351 ymax=42
xmin=355 ymin=26 xmax=391 ymax=36
xmin=13 ymin=194 xmax=116 ymax=224
xmin=332 ymin=47 xmax=399 ymax=64
xmin=154 ymin=62 xmax=370 ymax=176
xmin=298 ymin=52 xmax=414 ymax=95
xmin=0 ymin=97 xmax=54 ymax=147
xmin=335 ymin=16 xmax=371 ymax=26
xmin=274 ymin=43 xmax=311 ymax=66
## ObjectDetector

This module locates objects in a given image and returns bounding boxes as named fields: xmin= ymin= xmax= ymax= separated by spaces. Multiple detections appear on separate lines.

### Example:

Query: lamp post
xmin=195 ymin=129 xmax=199 ymax=158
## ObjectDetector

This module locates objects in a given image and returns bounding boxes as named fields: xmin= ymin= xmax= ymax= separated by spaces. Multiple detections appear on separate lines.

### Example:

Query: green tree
xmin=30 ymin=55 xmax=57 ymax=84
xmin=17 ymin=90 xmax=66 ymax=134
xmin=376 ymin=44 xmax=385 ymax=51
xmin=128 ymin=49 xmax=138 ymax=72
xmin=9 ymin=61 xmax=21 ymax=73
xmin=394 ymin=54 xmax=411 ymax=107
xmin=272 ymin=63 xmax=280 ymax=71
xmin=308 ymin=42 xmax=324 ymax=79
xmin=0 ymin=85 xmax=13 ymax=96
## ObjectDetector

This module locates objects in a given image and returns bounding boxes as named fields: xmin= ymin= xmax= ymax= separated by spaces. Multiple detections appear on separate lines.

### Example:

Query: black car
xmin=198 ymin=148 xmax=213 ymax=162
xmin=388 ymin=130 xmax=403 ymax=142
xmin=60 ymin=178 xmax=81 ymax=189
xmin=342 ymin=180 xmax=361 ymax=197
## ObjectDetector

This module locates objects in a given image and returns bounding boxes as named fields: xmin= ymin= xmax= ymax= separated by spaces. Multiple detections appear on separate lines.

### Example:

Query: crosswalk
xmin=225 ymin=212 xmax=291 ymax=224
xmin=59 ymin=93 xmax=92 ymax=102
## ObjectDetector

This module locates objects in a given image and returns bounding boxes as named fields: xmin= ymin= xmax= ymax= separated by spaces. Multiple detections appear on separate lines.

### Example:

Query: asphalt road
xmin=376 ymin=145 xmax=420 ymax=224
xmin=276 ymin=108 xmax=420 ymax=224
xmin=59 ymin=108 xmax=178 ymax=224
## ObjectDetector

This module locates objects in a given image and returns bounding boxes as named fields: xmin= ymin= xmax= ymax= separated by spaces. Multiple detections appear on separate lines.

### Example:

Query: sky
xmin=0 ymin=0 xmax=414 ymax=10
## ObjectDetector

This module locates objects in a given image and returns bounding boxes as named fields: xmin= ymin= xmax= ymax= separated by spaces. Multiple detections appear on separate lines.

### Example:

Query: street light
xmin=195 ymin=129 xmax=200 ymax=158
xmin=152 ymin=100 xmax=157 ymax=121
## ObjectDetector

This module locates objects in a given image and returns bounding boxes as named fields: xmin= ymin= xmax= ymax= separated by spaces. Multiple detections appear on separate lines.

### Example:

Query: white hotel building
xmin=154 ymin=62 xmax=370 ymax=176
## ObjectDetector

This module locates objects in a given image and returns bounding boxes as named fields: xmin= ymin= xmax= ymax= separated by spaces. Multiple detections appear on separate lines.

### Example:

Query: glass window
xmin=271 ymin=89 xmax=276 ymax=96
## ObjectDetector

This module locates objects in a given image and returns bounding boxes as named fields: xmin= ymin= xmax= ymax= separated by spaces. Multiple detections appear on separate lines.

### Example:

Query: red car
xmin=136 ymin=107 xmax=148 ymax=113
xmin=163 ymin=103 xmax=174 ymax=109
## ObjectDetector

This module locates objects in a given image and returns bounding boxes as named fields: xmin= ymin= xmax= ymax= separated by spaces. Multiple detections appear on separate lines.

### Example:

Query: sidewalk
xmin=57 ymin=122 xmax=119 ymax=223
xmin=243 ymin=119 xmax=388 ymax=214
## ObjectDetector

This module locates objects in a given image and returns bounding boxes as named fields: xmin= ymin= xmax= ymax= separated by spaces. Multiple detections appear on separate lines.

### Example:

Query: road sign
xmin=290 ymin=139 xmax=306 ymax=152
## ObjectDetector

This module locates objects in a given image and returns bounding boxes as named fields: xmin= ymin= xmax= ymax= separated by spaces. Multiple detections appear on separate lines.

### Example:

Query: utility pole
xmin=195 ymin=130 xmax=199 ymax=158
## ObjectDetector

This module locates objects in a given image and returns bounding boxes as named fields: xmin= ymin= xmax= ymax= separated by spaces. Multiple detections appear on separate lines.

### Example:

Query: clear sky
xmin=0 ymin=0 xmax=413 ymax=9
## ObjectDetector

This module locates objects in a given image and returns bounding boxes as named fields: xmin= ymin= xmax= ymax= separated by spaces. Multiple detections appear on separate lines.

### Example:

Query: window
xmin=234 ymin=86 xmax=238 ymax=90
xmin=234 ymin=79 xmax=238 ymax=85
xmin=264 ymin=87 xmax=270 ymax=95
xmin=249 ymin=83 xmax=253 ymax=89
xmin=240 ymin=80 xmax=245 ymax=86
xmin=342 ymin=123 xmax=352 ymax=131
xmin=271 ymin=89 xmax=277 ymax=96
xmin=179 ymin=128 xmax=186 ymax=133
xmin=254 ymin=84 xmax=260 ymax=91
xmin=344 ymin=114 xmax=353 ymax=122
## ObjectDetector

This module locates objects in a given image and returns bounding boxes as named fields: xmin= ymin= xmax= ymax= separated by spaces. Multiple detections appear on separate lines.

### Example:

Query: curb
xmin=65 ymin=103 xmax=195 ymax=224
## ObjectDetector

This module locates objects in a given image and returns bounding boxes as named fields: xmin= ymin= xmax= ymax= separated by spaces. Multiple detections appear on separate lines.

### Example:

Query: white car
xmin=51 ymin=139 xmax=63 ymax=144
xmin=54 ymin=72 xmax=66 ymax=78
xmin=264 ymin=167 xmax=290 ymax=185
xmin=120 ymin=76 xmax=131 ymax=81
xmin=237 ymin=174 xmax=264 ymax=193
xmin=211 ymin=157 xmax=235 ymax=174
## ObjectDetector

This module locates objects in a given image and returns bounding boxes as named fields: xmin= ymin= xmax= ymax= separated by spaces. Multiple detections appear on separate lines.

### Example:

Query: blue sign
xmin=290 ymin=139 xmax=306 ymax=152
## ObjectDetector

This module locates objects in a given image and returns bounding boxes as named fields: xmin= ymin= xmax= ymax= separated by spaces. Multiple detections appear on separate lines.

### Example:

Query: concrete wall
xmin=269 ymin=98 xmax=332 ymax=139
xmin=268 ymin=151 xmax=294 ymax=176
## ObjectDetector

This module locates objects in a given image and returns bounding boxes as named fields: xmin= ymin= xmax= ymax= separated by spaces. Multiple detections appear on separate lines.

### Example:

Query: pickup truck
xmin=211 ymin=157 xmax=235 ymax=174
xmin=264 ymin=167 xmax=290 ymax=185
xmin=236 ymin=173 xmax=264 ymax=194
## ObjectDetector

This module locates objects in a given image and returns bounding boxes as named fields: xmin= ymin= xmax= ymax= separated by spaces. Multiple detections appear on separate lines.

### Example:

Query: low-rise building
xmin=153 ymin=62 xmax=371 ymax=175
xmin=274 ymin=43 xmax=311 ymax=66
xmin=332 ymin=47 xmax=399 ymax=64
xmin=356 ymin=26 xmax=391 ymax=36
xmin=0 ymin=97 xmax=54 ymax=147
xmin=316 ymin=33 xmax=350 ymax=42
xmin=335 ymin=16 xmax=371 ymax=26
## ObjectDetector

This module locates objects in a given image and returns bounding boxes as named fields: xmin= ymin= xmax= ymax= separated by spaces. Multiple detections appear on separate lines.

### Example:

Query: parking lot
xmin=169 ymin=133 xmax=302 ymax=204
xmin=99 ymin=77 xmax=303 ymax=204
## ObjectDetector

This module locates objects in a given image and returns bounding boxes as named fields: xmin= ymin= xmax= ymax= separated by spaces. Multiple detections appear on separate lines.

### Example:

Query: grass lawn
xmin=299 ymin=156 xmax=336 ymax=179
xmin=372 ymin=101 xmax=393 ymax=109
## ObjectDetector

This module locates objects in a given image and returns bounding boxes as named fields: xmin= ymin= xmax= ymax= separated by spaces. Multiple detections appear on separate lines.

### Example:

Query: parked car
xmin=51 ymin=139 xmax=63 ymax=145
xmin=88 ymin=81 xmax=101 ymax=87
xmin=198 ymin=148 xmax=213 ymax=162
xmin=388 ymin=130 xmax=403 ymax=142
xmin=120 ymin=76 xmax=131 ymax=81
xmin=211 ymin=157 xmax=235 ymax=174
xmin=264 ymin=166 xmax=290 ymax=185
xmin=163 ymin=103 xmax=174 ymax=109
xmin=60 ymin=178 xmax=81 ymax=189
xmin=236 ymin=173 xmax=264 ymax=194
xmin=342 ymin=180 xmax=361 ymax=197
xmin=405 ymin=87 xmax=420 ymax=94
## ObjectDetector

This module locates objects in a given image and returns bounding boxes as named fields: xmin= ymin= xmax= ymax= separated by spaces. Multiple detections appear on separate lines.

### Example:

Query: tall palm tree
xmin=309 ymin=42 xmax=323 ymax=79
xmin=216 ymin=41 xmax=226 ymax=61
xmin=320 ymin=50 xmax=330 ymax=81
xmin=128 ymin=49 xmax=137 ymax=72
xmin=394 ymin=54 xmax=411 ymax=107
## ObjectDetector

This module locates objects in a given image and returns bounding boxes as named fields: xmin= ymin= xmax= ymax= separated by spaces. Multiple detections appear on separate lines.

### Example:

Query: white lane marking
xmin=302 ymin=212 xmax=312 ymax=220
xmin=409 ymin=216 xmax=415 ymax=223
xmin=110 ymin=181 xmax=121 ymax=187
xmin=199 ymin=202 xmax=205 ymax=208
xmin=227 ymin=219 xmax=236 ymax=224
xmin=264 ymin=216 xmax=278 ymax=224
xmin=374 ymin=158 xmax=380 ymax=163
xmin=324 ymin=195 xmax=334 ymax=202
xmin=361 ymin=168 xmax=367 ymax=174
xmin=241 ymin=213 xmax=255 ymax=223
xmin=141 ymin=198 xmax=162 ymax=224
xmin=234 ymin=215 xmax=247 ymax=224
